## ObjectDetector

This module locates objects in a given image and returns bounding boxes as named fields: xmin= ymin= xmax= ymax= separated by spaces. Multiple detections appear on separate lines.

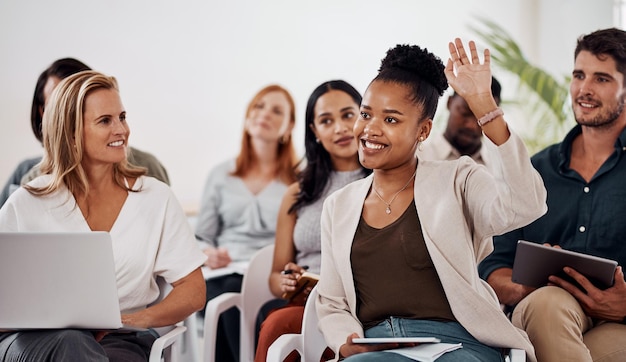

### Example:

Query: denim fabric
xmin=343 ymin=318 xmax=503 ymax=362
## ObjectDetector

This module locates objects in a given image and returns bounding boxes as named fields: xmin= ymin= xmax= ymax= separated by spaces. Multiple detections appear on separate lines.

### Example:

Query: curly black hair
xmin=375 ymin=44 xmax=448 ymax=121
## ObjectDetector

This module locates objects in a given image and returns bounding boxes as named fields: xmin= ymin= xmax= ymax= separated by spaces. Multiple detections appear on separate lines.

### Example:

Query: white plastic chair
xmin=148 ymin=277 xmax=200 ymax=362
xmin=266 ymin=285 xmax=326 ymax=362
xmin=267 ymin=285 xmax=527 ymax=362
xmin=149 ymin=324 xmax=187 ymax=362
xmin=506 ymin=348 xmax=526 ymax=362
xmin=149 ymin=312 xmax=200 ymax=362
xmin=203 ymin=244 xmax=276 ymax=362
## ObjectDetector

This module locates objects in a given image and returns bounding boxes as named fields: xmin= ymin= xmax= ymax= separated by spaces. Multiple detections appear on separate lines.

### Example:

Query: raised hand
xmin=444 ymin=37 xmax=509 ymax=145
xmin=444 ymin=38 xmax=493 ymax=102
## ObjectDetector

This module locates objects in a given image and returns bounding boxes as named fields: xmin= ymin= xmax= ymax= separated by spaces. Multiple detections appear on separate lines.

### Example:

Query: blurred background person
xmin=195 ymin=84 xmax=298 ymax=362
xmin=255 ymin=80 xmax=370 ymax=362
xmin=419 ymin=76 xmax=502 ymax=173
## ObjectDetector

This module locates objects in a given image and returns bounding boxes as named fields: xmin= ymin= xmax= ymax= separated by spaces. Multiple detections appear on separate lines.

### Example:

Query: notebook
xmin=0 ymin=231 xmax=142 ymax=331
xmin=512 ymin=240 xmax=618 ymax=289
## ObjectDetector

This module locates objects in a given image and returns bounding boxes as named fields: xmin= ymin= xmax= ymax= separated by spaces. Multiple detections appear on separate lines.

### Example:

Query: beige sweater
xmin=316 ymin=132 xmax=546 ymax=362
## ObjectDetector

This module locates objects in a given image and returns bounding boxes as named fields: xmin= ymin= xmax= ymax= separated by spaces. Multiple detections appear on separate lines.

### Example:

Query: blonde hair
xmin=25 ymin=70 xmax=145 ymax=197
xmin=232 ymin=84 xmax=298 ymax=184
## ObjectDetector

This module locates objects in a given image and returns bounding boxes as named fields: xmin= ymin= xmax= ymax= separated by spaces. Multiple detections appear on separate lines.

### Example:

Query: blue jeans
xmin=343 ymin=318 xmax=503 ymax=362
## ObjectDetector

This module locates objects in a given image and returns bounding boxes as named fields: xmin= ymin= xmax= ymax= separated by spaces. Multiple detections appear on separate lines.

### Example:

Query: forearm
xmin=123 ymin=268 xmax=206 ymax=328
xmin=465 ymin=95 xmax=510 ymax=146
xmin=487 ymin=267 xmax=534 ymax=307
xmin=269 ymin=271 xmax=284 ymax=298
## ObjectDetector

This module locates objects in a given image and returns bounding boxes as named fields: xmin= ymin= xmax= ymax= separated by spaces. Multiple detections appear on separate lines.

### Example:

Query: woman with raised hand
xmin=315 ymin=40 xmax=547 ymax=361
xmin=254 ymin=80 xmax=370 ymax=362
xmin=195 ymin=84 xmax=298 ymax=362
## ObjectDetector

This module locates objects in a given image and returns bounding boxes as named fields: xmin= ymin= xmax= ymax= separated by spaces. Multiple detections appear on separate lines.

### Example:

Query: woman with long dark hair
xmin=254 ymin=80 xmax=370 ymax=362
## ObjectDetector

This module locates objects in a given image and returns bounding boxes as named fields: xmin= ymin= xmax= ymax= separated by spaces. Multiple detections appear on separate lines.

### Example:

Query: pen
xmin=281 ymin=265 xmax=309 ymax=275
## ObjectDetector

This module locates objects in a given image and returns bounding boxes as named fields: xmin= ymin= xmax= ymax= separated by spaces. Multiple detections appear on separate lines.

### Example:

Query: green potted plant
xmin=469 ymin=17 xmax=574 ymax=154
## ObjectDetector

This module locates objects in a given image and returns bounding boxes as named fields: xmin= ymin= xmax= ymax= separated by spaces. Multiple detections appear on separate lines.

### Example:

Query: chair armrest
xmin=203 ymin=292 xmax=241 ymax=362
xmin=267 ymin=333 xmax=302 ymax=361
xmin=506 ymin=348 xmax=526 ymax=362
xmin=149 ymin=325 xmax=187 ymax=362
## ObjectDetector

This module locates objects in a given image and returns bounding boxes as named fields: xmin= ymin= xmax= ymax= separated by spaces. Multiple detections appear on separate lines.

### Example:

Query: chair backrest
xmin=300 ymin=285 xmax=328 ymax=362
xmin=292 ymin=286 xmax=326 ymax=362
xmin=240 ymin=244 xmax=276 ymax=361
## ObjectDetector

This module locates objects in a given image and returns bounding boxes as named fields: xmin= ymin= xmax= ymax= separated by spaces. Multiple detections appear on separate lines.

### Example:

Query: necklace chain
xmin=373 ymin=170 xmax=417 ymax=214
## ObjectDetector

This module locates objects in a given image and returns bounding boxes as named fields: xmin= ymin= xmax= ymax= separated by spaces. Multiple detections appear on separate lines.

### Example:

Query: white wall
xmin=0 ymin=0 xmax=614 ymax=212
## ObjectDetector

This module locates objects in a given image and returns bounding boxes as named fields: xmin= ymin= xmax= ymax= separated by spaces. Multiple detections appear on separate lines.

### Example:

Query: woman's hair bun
xmin=379 ymin=44 xmax=448 ymax=96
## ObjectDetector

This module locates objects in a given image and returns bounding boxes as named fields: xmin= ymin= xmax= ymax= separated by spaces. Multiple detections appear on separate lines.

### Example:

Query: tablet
xmin=352 ymin=337 xmax=440 ymax=344
xmin=512 ymin=240 xmax=618 ymax=289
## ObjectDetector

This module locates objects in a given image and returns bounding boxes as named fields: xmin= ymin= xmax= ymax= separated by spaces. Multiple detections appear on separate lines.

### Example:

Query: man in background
xmin=479 ymin=28 xmax=626 ymax=361
xmin=419 ymin=76 xmax=501 ymax=172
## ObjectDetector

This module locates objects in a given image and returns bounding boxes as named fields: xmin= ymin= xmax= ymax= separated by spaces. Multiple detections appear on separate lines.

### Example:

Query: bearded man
xmin=479 ymin=27 xmax=626 ymax=362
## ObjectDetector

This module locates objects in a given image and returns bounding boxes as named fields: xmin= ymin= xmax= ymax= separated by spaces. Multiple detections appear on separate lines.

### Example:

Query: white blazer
xmin=316 ymin=131 xmax=546 ymax=362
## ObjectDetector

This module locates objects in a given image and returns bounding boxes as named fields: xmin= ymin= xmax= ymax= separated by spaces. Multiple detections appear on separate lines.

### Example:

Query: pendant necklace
xmin=372 ymin=170 xmax=417 ymax=214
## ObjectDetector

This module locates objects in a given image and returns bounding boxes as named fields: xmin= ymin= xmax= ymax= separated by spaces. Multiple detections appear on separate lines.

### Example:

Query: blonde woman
xmin=0 ymin=71 xmax=206 ymax=361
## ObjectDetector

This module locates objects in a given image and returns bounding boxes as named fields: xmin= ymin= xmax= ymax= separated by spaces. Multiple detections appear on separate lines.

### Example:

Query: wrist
xmin=464 ymin=93 xmax=498 ymax=116
xmin=477 ymin=108 xmax=504 ymax=127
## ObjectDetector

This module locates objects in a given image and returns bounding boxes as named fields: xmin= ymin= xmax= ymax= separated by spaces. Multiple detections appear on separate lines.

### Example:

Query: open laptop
xmin=512 ymin=240 xmax=618 ymax=290
xmin=0 ymin=231 xmax=142 ymax=331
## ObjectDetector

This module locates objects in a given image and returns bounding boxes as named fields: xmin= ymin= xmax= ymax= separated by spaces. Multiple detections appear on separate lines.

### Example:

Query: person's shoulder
xmin=418 ymin=157 xmax=483 ymax=186
xmin=16 ymin=156 xmax=42 ymax=170
xmin=530 ymin=142 xmax=560 ymax=168
xmin=200 ymin=159 xmax=236 ymax=189
xmin=129 ymin=146 xmax=155 ymax=159
xmin=134 ymin=176 xmax=172 ymax=197
xmin=329 ymin=173 xmax=371 ymax=198
xmin=128 ymin=147 xmax=166 ymax=168
xmin=418 ymin=133 xmax=451 ymax=161
xmin=8 ymin=174 xmax=56 ymax=204
xmin=419 ymin=155 xmax=470 ymax=170
xmin=286 ymin=181 xmax=300 ymax=195
xmin=10 ymin=156 xmax=42 ymax=181
xmin=209 ymin=159 xmax=236 ymax=174
xmin=26 ymin=174 xmax=53 ymax=188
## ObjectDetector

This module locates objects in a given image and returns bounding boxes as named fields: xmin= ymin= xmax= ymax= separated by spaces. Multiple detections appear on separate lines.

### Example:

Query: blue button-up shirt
xmin=479 ymin=125 xmax=626 ymax=280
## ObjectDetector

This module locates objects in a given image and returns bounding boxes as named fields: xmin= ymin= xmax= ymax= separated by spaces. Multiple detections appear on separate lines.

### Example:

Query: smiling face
xmin=570 ymin=50 xmax=626 ymax=129
xmin=310 ymin=90 xmax=360 ymax=170
xmin=354 ymin=80 xmax=431 ymax=171
xmin=245 ymin=90 xmax=293 ymax=143
xmin=81 ymin=88 xmax=129 ymax=168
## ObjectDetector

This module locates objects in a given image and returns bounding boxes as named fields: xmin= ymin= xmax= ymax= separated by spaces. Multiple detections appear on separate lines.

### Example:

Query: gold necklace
xmin=372 ymin=170 xmax=417 ymax=214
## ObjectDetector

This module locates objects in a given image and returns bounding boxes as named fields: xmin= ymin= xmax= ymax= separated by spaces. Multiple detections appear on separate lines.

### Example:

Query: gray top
xmin=195 ymin=159 xmax=288 ymax=262
xmin=293 ymin=169 xmax=365 ymax=274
